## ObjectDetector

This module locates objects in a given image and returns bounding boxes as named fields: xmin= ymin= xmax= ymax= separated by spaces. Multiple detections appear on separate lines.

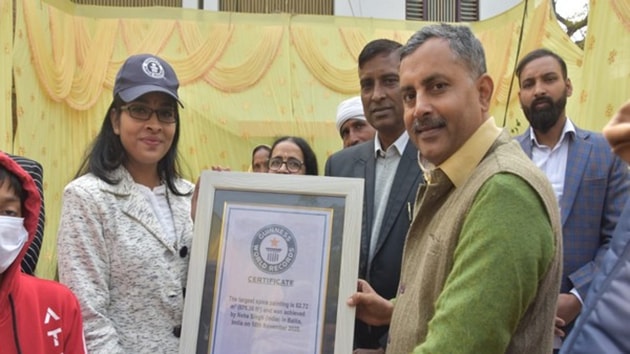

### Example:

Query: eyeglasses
xmin=121 ymin=104 xmax=177 ymax=124
xmin=268 ymin=157 xmax=304 ymax=173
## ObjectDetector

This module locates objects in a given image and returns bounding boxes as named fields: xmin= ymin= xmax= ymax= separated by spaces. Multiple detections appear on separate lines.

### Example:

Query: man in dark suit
xmin=5 ymin=153 xmax=45 ymax=275
xmin=515 ymin=48 xmax=630 ymax=349
xmin=325 ymin=39 xmax=422 ymax=350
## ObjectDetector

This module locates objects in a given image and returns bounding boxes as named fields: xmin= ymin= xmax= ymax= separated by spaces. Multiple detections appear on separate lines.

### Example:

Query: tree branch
xmin=551 ymin=0 xmax=587 ymax=46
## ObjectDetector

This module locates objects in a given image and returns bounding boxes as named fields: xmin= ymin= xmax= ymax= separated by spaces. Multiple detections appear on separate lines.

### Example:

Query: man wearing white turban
xmin=336 ymin=96 xmax=376 ymax=148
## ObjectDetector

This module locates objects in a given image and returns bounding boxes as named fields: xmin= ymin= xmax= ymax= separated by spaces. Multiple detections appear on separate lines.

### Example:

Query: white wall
xmin=185 ymin=0 xmax=521 ymax=21
xmin=479 ymin=0 xmax=520 ymax=20
xmin=334 ymin=0 xmax=405 ymax=20
xmin=334 ymin=0 xmax=521 ymax=21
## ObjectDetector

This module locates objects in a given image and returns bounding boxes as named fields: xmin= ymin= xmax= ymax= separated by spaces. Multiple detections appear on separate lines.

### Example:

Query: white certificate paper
xmin=210 ymin=203 xmax=333 ymax=354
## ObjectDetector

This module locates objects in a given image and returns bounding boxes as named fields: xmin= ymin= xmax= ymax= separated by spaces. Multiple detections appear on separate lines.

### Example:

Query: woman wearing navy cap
xmin=57 ymin=54 xmax=193 ymax=354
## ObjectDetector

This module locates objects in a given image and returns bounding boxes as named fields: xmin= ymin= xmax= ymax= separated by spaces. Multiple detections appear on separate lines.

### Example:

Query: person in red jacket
xmin=0 ymin=152 xmax=86 ymax=353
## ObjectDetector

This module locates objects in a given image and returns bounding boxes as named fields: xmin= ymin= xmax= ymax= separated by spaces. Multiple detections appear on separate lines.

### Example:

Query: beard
xmin=521 ymin=92 xmax=568 ymax=134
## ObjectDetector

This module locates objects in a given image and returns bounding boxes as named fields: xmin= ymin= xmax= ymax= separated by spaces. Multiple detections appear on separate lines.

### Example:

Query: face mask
xmin=0 ymin=216 xmax=28 ymax=274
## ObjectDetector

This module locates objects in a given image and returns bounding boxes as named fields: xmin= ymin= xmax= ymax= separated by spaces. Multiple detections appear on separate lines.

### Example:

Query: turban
xmin=335 ymin=96 xmax=366 ymax=134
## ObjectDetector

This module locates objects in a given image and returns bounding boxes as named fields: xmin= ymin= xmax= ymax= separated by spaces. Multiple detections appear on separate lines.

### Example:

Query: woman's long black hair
xmin=75 ymin=94 xmax=189 ymax=196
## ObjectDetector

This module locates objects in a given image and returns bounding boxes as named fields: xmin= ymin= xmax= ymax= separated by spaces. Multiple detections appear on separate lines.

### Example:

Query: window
xmin=406 ymin=0 xmax=479 ymax=22
xmin=220 ymin=0 xmax=333 ymax=15
xmin=71 ymin=0 xmax=182 ymax=6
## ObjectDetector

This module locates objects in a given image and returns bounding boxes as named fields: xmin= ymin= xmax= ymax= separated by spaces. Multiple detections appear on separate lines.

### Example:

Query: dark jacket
xmin=325 ymin=138 xmax=422 ymax=348
xmin=560 ymin=197 xmax=630 ymax=354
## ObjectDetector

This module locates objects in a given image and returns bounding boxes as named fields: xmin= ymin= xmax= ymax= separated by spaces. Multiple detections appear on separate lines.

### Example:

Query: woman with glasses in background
xmin=57 ymin=54 xmax=193 ymax=354
xmin=268 ymin=136 xmax=318 ymax=175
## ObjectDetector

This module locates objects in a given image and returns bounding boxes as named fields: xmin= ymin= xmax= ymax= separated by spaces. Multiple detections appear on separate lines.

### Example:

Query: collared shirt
xmin=373 ymin=131 xmax=409 ymax=158
xmin=420 ymin=117 xmax=502 ymax=187
xmin=369 ymin=131 xmax=409 ymax=263
xmin=530 ymin=118 xmax=575 ymax=204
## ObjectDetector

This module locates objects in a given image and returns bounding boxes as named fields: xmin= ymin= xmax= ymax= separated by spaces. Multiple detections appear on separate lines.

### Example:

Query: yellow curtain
xmin=0 ymin=0 xmax=11 ymax=151
xmin=478 ymin=0 xmax=586 ymax=134
xmin=9 ymin=0 xmax=630 ymax=279
xmin=576 ymin=0 xmax=630 ymax=130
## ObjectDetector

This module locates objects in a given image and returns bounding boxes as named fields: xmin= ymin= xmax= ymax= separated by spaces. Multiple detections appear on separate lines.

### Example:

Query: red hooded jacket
xmin=0 ymin=153 xmax=86 ymax=353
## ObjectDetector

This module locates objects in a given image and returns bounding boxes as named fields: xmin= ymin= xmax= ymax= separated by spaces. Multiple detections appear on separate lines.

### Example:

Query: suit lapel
xmin=517 ymin=131 xmax=534 ymax=158
xmin=373 ymin=142 xmax=420 ymax=255
xmin=104 ymin=168 xmax=176 ymax=251
xmin=122 ymin=192 xmax=174 ymax=250
xmin=520 ymin=128 xmax=592 ymax=225
xmin=561 ymin=129 xmax=591 ymax=225
xmin=359 ymin=142 xmax=375 ymax=269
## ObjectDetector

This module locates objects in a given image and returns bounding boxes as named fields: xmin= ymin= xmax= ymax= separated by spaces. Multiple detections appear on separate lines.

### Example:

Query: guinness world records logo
xmin=251 ymin=224 xmax=297 ymax=274
xmin=141 ymin=57 xmax=165 ymax=78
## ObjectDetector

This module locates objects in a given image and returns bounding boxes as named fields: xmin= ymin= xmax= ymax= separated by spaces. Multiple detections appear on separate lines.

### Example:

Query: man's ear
xmin=477 ymin=73 xmax=494 ymax=113
xmin=566 ymin=77 xmax=573 ymax=97
xmin=110 ymin=108 xmax=120 ymax=135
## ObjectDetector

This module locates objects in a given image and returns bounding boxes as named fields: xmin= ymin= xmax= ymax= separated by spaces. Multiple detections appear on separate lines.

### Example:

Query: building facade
xmin=72 ymin=0 xmax=522 ymax=22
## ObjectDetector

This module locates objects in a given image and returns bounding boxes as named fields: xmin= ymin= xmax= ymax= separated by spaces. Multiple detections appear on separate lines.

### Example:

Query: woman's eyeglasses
xmin=121 ymin=104 xmax=177 ymax=124
xmin=268 ymin=157 xmax=304 ymax=173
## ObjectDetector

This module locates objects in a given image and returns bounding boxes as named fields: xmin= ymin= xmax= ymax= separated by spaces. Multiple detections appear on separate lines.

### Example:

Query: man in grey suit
xmin=515 ymin=48 xmax=630 ymax=350
xmin=325 ymin=39 xmax=422 ymax=350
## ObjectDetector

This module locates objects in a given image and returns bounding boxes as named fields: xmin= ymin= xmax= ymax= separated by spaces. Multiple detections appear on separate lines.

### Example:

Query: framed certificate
xmin=180 ymin=171 xmax=364 ymax=354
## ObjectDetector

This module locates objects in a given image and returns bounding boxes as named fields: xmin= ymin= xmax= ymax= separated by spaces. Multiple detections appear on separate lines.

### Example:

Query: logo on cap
xmin=142 ymin=58 xmax=165 ymax=79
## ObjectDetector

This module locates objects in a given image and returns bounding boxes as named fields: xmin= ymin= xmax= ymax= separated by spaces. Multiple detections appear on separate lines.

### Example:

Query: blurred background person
xmin=268 ymin=136 xmax=318 ymax=175
xmin=209 ymin=143 xmax=272 ymax=173
xmin=251 ymin=144 xmax=271 ymax=172
xmin=336 ymin=96 xmax=376 ymax=148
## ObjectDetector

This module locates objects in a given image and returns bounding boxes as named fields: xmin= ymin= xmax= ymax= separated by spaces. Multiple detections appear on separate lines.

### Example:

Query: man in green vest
xmin=347 ymin=23 xmax=562 ymax=354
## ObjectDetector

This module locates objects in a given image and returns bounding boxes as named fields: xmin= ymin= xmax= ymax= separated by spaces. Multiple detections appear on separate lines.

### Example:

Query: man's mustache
xmin=530 ymin=96 xmax=554 ymax=111
xmin=412 ymin=117 xmax=447 ymax=132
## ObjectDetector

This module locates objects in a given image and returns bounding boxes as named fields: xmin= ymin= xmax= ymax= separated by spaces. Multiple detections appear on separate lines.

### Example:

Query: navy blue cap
xmin=113 ymin=54 xmax=182 ymax=107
